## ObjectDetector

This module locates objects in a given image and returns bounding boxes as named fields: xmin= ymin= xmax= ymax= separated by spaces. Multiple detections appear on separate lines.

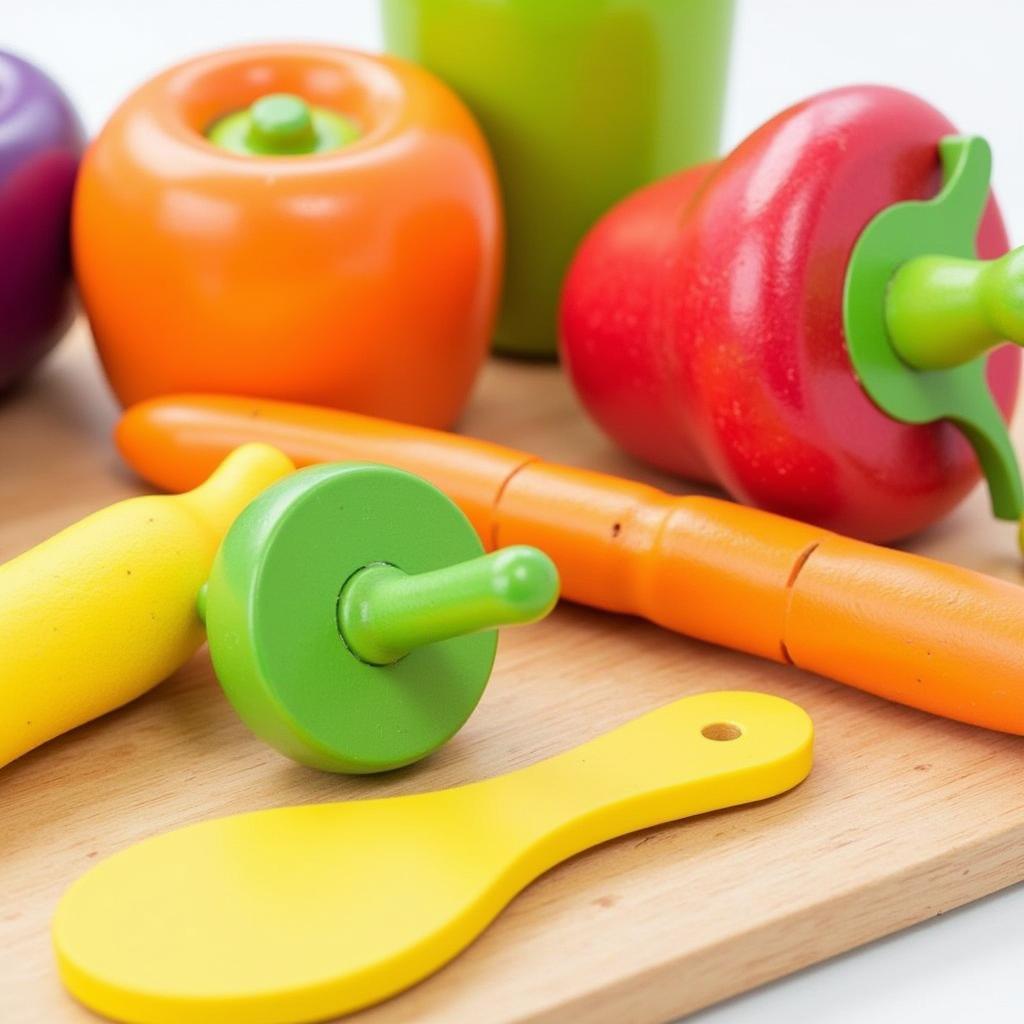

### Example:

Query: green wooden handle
xmin=887 ymin=246 xmax=1024 ymax=370
xmin=338 ymin=546 xmax=559 ymax=665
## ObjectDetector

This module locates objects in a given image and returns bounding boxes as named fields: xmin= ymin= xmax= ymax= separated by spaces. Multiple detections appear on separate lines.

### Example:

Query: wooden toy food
xmin=1 ymin=450 xmax=556 ymax=773
xmin=55 ymin=690 xmax=813 ymax=1024
xmin=200 ymin=462 xmax=557 ymax=772
xmin=560 ymin=86 xmax=1023 ymax=543
xmin=119 ymin=394 xmax=1024 ymax=735
xmin=73 ymin=44 xmax=501 ymax=428
xmin=382 ymin=0 xmax=733 ymax=357
xmin=0 ymin=444 xmax=292 ymax=768
xmin=0 ymin=51 xmax=83 ymax=391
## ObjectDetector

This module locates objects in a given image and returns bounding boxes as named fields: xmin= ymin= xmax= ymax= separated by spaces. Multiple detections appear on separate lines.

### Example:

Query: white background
xmin=6 ymin=2 xmax=1024 ymax=1021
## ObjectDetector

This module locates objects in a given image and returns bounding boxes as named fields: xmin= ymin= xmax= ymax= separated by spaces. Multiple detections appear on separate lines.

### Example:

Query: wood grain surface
xmin=4 ymin=324 xmax=1024 ymax=1024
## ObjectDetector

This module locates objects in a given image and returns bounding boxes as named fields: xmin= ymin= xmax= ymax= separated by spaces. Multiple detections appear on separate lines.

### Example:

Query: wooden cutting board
xmin=4 ymin=323 xmax=1024 ymax=1024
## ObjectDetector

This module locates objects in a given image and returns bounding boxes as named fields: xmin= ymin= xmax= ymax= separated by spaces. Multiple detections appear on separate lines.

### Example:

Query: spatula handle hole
xmin=701 ymin=722 xmax=742 ymax=742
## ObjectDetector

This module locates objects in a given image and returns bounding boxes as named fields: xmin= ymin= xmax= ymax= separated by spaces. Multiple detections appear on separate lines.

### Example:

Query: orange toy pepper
xmin=73 ymin=44 xmax=501 ymax=429
xmin=118 ymin=394 xmax=1024 ymax=736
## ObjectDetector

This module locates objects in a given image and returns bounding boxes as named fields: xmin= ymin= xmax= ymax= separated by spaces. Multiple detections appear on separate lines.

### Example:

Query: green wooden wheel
xmin=201 ymin=462 xmax=557 ymax=773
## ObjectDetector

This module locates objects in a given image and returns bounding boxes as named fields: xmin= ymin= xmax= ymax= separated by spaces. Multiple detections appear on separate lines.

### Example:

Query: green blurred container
xmin=381 ymin=0 xmax=735 ymax=358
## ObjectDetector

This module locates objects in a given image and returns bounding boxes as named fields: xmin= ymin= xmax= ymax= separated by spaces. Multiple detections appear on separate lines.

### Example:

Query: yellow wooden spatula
xmin=54 ymin=691 xmax=813 ymax=1024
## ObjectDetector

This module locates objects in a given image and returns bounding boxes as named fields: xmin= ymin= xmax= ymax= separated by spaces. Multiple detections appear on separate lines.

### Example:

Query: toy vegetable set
xmin=3 ymin=3 xmax=1024 ymax=1022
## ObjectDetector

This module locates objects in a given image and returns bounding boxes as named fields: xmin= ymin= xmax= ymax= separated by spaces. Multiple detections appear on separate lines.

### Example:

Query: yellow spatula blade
xmin=54 ymin=691 xmax=812 ymax=1024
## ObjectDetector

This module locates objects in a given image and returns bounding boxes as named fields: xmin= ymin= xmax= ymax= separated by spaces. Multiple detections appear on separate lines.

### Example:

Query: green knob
xmin=887 ymin=246 xmax=1024 ymax=370
xmin=339 ymin=547 xmax=558 ymax=666
xmin=206 ymin=92 xmax=360 ymax=156
xmin=200 ymin=463 xmax=560 ymax=774
xmin=844 ymin=135 xmax=1024 ymax=526
xmin=248 ymin=93 xmax=316 ymax=153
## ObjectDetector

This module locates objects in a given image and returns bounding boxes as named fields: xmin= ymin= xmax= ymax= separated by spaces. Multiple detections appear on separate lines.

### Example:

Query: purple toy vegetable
xmin=0 ymin=52 xmax=83 ymax=390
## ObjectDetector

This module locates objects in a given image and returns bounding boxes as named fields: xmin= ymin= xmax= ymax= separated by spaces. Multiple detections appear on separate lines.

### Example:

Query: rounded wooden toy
xmin=117 ymin=395 xmax=1024 ymax=736
xmin=54 ymin=691 xmax=813 ymax=1024
xmin=0 ymin=50 xmax=83 ymax=390
xmin=201 ymin=462 xmax=558 ymax=772
xmin=0 ymin=444 xmax=293 ymax=768
xmin=0 ymin=449 xmax=557 ymax=773
xmin=73 ymin=44 xmax=501 ymax=429
xmin=560 ymin=86 xmax=1022 ymax=544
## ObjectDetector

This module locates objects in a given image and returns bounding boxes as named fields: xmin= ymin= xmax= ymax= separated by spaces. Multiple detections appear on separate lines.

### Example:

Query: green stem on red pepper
xmin=887 ymin=246 xmax=1024 ymax=370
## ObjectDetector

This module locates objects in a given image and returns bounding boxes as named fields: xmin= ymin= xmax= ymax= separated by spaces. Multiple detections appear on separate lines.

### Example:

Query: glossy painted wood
xmin=3 ymin=323 xmax=1024 ymax=1024
xmin=75 ymin=44 xmax=501 ymax=430
xmin=560 ymin=86 xmax=1022 ymax=543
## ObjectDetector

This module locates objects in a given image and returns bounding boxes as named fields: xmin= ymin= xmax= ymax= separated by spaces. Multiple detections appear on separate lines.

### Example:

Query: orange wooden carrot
xmin=117 ymin=395 xmax=1024 ymax=734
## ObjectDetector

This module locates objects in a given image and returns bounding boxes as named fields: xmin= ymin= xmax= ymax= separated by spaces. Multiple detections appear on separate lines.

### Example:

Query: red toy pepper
xmin=560 ymin=86 xmax=1022 ymax=543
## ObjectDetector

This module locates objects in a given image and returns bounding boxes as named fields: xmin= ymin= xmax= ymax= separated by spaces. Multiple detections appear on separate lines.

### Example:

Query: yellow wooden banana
xmin=55 ymin=691 xmax=813 ymax=1024
xmin=0 ymin=443 xmax=294 ymax=768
